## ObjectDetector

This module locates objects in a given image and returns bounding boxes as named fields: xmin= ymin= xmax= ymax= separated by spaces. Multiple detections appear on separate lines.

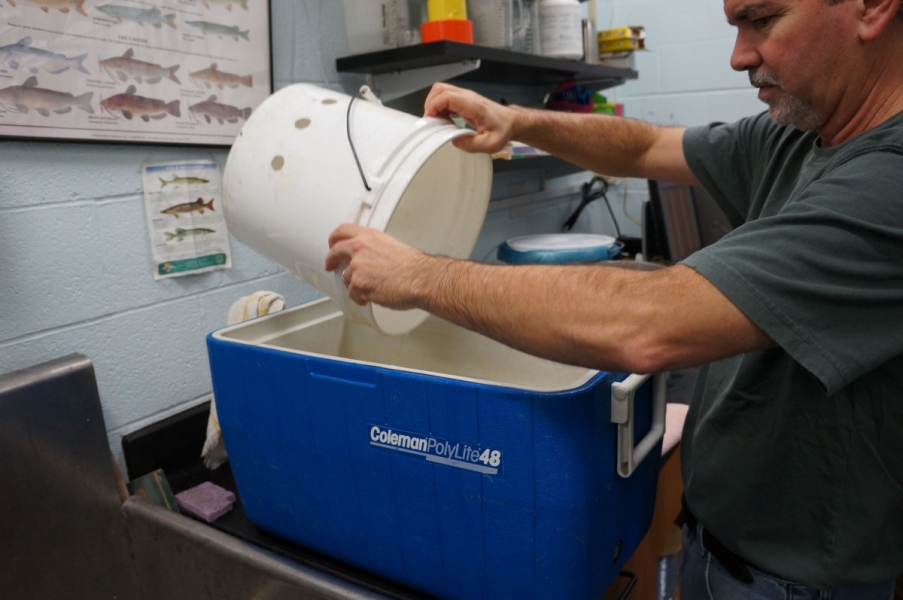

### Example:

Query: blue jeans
xmin=679 ymin=522 xmax=895 ymax=600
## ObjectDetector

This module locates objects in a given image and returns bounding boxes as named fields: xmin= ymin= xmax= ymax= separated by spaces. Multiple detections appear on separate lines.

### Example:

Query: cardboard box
xmin=599 ymin=37 xmax=645 ymax=52
xmin=599 ymin=26 xmax=645 ymax=42
xmin=600 ymin=52 xmax=637 ymax=69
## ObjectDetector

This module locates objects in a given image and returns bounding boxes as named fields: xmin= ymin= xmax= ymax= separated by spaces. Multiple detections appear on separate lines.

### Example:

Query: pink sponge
xmin=175 ymin=482 xmax=236 ymax=523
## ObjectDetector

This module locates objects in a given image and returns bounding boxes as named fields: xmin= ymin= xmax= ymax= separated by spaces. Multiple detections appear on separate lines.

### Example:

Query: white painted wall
xmin=0 ymin=0 xmax=766 ymax=473
xmin=594 ymin=0 xmax=766 ymax=235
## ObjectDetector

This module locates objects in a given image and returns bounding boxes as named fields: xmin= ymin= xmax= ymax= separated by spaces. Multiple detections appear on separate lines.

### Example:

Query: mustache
xmin=749 ymin=68 xmax=781 ymax=88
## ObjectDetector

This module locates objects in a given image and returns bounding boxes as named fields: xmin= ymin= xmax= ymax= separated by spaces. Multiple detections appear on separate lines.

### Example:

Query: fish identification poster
xmin=142 ymin=159 xmax=231 ymax=279
xmin=0 ymin=0 xmax=271 ymax=146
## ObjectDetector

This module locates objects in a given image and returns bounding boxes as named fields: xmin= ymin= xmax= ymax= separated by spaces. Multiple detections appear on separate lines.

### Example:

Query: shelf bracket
xmin=366 ymin=59 xmax=481 ymax=102
xmin=569 ymin=77 xmax=627 ymax=92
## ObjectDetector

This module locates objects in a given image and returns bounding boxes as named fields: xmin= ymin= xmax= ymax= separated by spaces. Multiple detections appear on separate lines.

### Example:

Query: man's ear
xmin=859 ymin=0 xmax=901 ymax=41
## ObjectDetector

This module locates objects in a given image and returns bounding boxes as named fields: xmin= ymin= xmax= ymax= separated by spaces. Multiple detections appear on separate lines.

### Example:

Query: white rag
xmin=201 ymin=291 xmax=286 ymax=469
xmin=662 ymin=402 xmax=689 ymax=456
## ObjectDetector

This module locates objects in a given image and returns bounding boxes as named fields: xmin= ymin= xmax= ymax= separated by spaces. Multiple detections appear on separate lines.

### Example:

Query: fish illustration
xmin=161 ymin=198 xmax=215 ymax=218
xmin=6 ymin=0 xmax=87 ymax=16
xmin=188 ymin=95 xmax=251 ymax=124
xmin=203 ymin=0 xmax=249 ymax=11
xmin=94 ymin=4 xmax=176 ymax=28
xmin=0 ymin=37 xmax=89 ymax=75
xmin=159 ymin=175 xmax=210 ymax=188
xmin=0 ymin=76 xmax=92 ymax=116
xmin=165 ymin=227 xmax=216 ymax=242
xmin=189 ymin=63 xmax=251 ymax=90
xmin=99 ymin=48 xmax=180 ymax=85
xmin=100 ymin=85 xmax=179 ymax=121
xmin=185 ymin=20 xmax=249 ymax=41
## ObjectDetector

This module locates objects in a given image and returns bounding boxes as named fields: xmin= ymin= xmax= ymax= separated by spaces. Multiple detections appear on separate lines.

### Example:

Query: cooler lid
xmin=497 ymin=233 xmax=621 ymax=264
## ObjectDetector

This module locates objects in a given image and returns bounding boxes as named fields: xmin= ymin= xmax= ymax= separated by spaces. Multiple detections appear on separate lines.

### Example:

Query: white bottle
xmin=539 ymin=0 xmax=583 ymax=60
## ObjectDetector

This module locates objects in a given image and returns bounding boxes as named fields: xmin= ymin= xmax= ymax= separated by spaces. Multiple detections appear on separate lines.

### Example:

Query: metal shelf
xmin=336 ymin=41 xmax=637 ymax=101
xmin=337 ymin=41 xmax=634 ymax=179
xmin=493 ymin=155 xmax=585 ymax=178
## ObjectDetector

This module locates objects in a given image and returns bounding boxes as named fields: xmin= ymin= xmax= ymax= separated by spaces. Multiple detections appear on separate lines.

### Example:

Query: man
xmin=326 ymin=0 xmax=903 ymax=596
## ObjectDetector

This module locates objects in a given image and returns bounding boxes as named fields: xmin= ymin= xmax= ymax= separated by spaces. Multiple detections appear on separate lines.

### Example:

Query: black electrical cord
xmin=562 ymin=176 xmax=622 ymax=239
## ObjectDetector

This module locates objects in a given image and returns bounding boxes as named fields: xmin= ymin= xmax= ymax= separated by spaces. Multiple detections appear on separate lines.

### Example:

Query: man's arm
xmin=424 ymin=82 xmax=699 ymax=184
xmin=326 ymin=225 xmax=774 ymax=374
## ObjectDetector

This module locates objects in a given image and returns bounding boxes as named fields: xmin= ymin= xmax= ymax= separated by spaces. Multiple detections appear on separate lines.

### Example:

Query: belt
xmin=680 ymin=496 xmax=755 ymax=585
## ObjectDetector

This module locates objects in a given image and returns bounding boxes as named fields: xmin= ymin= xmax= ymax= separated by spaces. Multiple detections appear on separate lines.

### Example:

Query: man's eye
xmin=754 ymin=16 xmax=773 ymax=28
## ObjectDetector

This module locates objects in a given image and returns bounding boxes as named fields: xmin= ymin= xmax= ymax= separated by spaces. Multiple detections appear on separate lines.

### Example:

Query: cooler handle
xmin=611 ymin=372 xmax=668 ymax=478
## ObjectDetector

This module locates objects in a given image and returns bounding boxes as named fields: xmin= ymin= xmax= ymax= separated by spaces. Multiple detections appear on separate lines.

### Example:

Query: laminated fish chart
xmin=0 ymin=0 xmax=270 ymax=145
xmin=142 ymin=159 xmax=232 ymax=279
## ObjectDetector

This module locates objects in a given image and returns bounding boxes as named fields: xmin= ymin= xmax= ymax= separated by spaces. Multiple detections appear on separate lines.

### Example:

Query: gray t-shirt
xmin=681 ymin=110 xmax=903 ymax=588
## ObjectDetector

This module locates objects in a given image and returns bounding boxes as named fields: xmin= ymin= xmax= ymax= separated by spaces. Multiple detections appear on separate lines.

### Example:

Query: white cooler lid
xmin=497 ymin=233 xmax=621 ymax=264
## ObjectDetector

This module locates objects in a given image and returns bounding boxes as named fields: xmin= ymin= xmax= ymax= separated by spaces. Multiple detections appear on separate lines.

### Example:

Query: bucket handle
xmin=359 ymin=85 xmax=382 ymax=105
xmin=346 ymin=94 xmax=373 ymax=192
xmin=610 ymin=372 xmax=667 ymax=478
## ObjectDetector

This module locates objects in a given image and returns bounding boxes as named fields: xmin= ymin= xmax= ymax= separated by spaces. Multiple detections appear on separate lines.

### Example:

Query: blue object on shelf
xmin=207 ymin=298 xmax=660 ymax=600
xmin=497 ymin=233 xmax=622 ymax=264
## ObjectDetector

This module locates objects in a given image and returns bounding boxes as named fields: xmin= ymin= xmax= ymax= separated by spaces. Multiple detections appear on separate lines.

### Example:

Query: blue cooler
xmin=207 ymin=297 xmax=664 ymax=600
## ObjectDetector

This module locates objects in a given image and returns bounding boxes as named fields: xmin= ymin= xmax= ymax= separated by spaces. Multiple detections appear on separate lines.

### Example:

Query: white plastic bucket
xmin=222 ymin=83 xmax=493 ymax=335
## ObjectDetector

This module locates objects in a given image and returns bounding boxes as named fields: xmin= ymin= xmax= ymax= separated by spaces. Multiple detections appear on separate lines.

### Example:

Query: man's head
xmin=725 ymin=0 xmax=903 ymax=136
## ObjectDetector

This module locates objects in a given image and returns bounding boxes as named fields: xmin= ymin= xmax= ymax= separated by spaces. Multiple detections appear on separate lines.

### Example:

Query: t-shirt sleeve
xmin=682 ymin=149 xmax=903 ymax=394
xmin=683 ymin=111 xmax=776 ymax=226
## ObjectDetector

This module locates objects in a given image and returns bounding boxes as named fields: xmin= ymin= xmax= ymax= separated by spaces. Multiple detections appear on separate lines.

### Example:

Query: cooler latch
xmin=611 ymin=373 xmax=668 ymax=478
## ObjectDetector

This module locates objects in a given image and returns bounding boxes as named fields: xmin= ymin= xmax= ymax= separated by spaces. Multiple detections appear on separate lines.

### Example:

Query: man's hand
xmin=325 ymin=224 xmax=442 ymax=309
xmin=424 ymin=82 xmax=518 ymax=154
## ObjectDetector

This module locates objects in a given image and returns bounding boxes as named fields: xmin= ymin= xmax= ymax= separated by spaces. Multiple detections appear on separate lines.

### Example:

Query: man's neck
xmin=817 ymin=37 xmax=903 ymax=146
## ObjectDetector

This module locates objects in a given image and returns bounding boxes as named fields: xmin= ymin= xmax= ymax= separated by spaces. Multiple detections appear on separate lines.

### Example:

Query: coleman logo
xmin=369 ymin=424 xmax=503 ymax=475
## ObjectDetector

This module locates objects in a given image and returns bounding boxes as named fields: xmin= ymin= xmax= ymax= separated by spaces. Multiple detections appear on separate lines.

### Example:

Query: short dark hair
xmin=823 ymin=0 xmax=903 ymax=17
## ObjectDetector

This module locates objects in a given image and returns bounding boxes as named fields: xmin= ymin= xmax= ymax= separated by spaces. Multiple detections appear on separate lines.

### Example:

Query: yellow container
xmin=599 ymin=37 xmax=644 ymax=52
xmin=428 ymin=0 xmax=467 ymax=21
xmin=599 ymin=26 xmax=645 ymax=41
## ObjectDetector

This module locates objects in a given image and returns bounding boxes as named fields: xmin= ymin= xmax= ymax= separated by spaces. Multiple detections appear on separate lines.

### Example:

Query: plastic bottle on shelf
xmin=538 ymin=0 xmax=583 ymax=60
xmin=342 ymin=0 xmax=412 ymax=54
xmin=467 ymin=0 xmax=513 ymax=49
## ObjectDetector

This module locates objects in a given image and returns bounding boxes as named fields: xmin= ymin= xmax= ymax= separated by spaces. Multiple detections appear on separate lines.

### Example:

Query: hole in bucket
xmin=295 ymin=118 xmax=311 ymax=129
xmin=322 ymin=98 xmax=337 ymax=105
xmin=271 ymin=155 xmax=285 ymax=171
xmin=612 ymin=539 xmax=623 ymax=562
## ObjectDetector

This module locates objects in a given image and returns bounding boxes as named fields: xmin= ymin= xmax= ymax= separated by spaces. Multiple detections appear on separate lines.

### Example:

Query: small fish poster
xmin=142 ymin=159 xmax=231 ymax=279
xmin=0 ymin=0 xmax=271 ymax=146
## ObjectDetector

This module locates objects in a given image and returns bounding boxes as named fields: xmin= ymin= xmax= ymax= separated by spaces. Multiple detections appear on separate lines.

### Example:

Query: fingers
xmin=453 ymin=131 xmax=507 ymax=154
xmin=425 ymin=83 xmax=514 ymax=154
xmin=425 ymin=83 xmax=484 ymax=123
xmin=424 ymin=82 xmax=458 ymax=118
xmin=344 ymin=266 xmax=368 ymax=305
xmin=330 ymin=248 xmax=369 ymax=305
xmin=325 ymin=223 xmax=364 ymax=272
xmin=327 ymin=222 xmax=364 ymax=250
xmin=324 ymin=223 xmax=427 ymax=311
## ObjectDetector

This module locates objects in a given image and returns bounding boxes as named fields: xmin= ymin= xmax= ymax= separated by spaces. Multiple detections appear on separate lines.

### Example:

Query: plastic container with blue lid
xmin=497 ymin=233 xmax=622 ymax=264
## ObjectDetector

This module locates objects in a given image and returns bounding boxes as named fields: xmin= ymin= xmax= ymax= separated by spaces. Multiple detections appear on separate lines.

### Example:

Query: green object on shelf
xmin=126 ymin=468 xmax=180 ymax=513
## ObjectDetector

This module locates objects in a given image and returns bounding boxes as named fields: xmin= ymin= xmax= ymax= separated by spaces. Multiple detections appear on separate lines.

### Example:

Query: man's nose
xmin=730 ymin=31 xmax=761 ymax=72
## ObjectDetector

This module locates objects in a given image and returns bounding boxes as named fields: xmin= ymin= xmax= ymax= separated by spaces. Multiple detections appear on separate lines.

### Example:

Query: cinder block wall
xmin=594 ymin=0 xmax=765 ymax=234
xmin=0 ymin=1 xmax=346 ymax=471
xmin=0 ymin=0 xmax=766 ymax=472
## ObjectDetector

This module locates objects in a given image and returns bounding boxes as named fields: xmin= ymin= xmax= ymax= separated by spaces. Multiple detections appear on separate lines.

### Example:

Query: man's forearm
xmin=410 ymin=256 xmax=772 ymax=374
xmin=508 ymin=107 xmax=697 ymax=184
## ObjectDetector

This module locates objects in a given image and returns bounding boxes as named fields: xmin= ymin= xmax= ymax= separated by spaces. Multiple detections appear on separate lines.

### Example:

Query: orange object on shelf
xmin=421 ymin=19 xmax=474 ymax=43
